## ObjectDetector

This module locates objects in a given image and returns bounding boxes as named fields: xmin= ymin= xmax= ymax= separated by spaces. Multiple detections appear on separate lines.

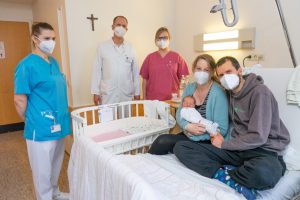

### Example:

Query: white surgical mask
xmin=194 ymin=71 xmax=210 ymax=85
xmin=220 ymin=74 xmax=240 ymax=90
xmin=114 ymin=26 xmax=127 ymax=37
xmin=36 ymin=37 xmax=55 ymax=54
xmin=156 ymin=39 xmax=169 ymax=49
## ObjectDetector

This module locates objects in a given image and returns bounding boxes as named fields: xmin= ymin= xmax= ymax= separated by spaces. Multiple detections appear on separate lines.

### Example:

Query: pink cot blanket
xmin=91 ymin=129 xmax=129 ymax=142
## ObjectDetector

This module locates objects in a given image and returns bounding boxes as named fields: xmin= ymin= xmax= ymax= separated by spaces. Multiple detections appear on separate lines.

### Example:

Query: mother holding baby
xmin=149 ymin=54 xmax=229 ymax=154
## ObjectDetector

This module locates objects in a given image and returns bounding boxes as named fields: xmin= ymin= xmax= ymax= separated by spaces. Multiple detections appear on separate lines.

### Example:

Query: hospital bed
xmin=68 ymin=68 xmax=300 ymax=200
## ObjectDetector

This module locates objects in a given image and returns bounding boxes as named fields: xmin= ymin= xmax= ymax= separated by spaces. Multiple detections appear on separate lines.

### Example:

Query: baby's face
xmin=182 ymin=97 xmax=195 ymax=108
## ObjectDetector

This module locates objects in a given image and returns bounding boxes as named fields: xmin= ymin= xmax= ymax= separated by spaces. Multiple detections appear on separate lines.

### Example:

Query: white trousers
xmin=26 ymin=138 xmax=65 ymax=200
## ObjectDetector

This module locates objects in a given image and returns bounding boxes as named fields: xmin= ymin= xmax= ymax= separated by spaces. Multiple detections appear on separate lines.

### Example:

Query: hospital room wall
xmin=0 ymin=2 xmax=33 ymax=22
xmin=64 ymin=0 xmax=175 ymax=108
xmin=173 ymin=0 xmax=300 ymax=69
xmin=32 ymin=0 xmax=73 ymax=106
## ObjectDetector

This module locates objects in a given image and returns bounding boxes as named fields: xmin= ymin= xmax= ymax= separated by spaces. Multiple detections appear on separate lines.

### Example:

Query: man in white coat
xmin=91 ymin=16 xmax=140 ymax=105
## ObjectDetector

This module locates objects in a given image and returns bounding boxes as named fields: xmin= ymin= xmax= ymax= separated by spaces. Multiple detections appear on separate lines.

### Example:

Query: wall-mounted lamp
xmin=194 ymin=28 xmax=255 ymax=51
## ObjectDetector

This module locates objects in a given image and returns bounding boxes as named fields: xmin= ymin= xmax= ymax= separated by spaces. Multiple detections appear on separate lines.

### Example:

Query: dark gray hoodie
xmin=221 ymin=73 xmax=290 ymax=154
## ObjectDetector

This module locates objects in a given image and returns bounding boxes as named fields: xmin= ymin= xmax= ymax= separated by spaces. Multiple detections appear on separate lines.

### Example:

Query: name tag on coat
xmin=125 ymin=56 xmax=133 ymax=64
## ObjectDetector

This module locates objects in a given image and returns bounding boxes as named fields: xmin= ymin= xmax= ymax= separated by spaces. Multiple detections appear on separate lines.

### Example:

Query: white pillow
xmin=283 ymin=145 xmax=300 ymax=171
xmin=257 ymin=170 xmax=300 ymax=200
xmin=256 ymin=146 xmax=300 ymax=200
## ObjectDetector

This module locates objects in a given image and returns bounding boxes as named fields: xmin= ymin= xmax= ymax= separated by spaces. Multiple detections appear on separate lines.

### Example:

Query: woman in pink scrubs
xmin=140 ymin=27 xmax=189 ymax=101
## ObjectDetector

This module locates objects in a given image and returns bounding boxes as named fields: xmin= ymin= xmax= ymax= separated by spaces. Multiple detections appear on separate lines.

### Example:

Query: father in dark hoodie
xmin=173 ymin=56 xmax=290 ymax=198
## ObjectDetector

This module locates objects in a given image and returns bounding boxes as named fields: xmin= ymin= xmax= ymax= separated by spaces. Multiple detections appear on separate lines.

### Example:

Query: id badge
xmin=51 ymin=124 xmax=61 ymax=133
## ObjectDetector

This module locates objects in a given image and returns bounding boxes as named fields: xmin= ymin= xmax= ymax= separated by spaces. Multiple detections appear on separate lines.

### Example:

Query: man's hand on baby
xmin=211 ymin=133 xmax=224 ymax=148
xmin=186 ymin=123 xmax=206 ymax=135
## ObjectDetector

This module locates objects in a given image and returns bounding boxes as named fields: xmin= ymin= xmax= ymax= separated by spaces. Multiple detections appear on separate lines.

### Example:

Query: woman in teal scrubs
xmin=14 ymin=22 xmax=70 ymax=200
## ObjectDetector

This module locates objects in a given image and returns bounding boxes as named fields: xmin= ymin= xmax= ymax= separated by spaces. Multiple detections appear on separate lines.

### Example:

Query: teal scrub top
xmin=14 ymin=53 xmax=71 ymax=141
xmin=176 ymin=81 xmax=229 ymax=141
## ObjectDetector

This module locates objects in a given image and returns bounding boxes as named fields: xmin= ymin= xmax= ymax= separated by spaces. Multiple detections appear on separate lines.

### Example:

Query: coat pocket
xmin=121 ymin=80 xmax=134 ymax=96
xmin=100 ymin=79 xmax=116 ymax=95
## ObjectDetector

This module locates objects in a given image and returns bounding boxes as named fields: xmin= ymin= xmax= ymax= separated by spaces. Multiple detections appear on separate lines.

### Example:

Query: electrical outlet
xmin=249 ymin=54 xmax=264 ymax=61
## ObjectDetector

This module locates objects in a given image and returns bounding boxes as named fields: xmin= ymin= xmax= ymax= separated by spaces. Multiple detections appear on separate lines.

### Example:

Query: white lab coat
xmin=91 ymin=39 xmax=140 ymax=104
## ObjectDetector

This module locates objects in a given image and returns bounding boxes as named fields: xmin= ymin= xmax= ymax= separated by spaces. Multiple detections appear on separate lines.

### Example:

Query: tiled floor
xmin=0 ymin=131 xmax=69 ymax=200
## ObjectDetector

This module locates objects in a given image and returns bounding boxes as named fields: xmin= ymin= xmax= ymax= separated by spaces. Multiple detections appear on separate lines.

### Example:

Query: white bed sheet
xmin=68 ymin=135 xmax=245 ymax=200
xmin=120 ymin=153 xmax=245 ymax=200
xmin=69 ymin=136 xmax=299 ymax=200
xmin=68 ymin=136 xmax=166 ymax=200
xmin=119 ymin=153 xmax=300 ymax=200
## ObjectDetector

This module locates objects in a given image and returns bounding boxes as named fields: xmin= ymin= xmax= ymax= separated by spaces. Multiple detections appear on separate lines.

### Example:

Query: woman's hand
xmin=185 ymin=123 xmax=206 ymax=135
xmin=211 ymin=132 xmax=224 ymax=148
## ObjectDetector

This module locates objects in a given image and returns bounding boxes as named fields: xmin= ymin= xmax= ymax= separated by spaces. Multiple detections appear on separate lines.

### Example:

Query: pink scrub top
xmin=140 ymin=51 xmax=189 ymax=101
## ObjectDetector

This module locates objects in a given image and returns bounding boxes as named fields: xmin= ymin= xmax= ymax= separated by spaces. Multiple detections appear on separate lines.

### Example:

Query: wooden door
xmin=0 ymin=21 xmax=31 ymax=125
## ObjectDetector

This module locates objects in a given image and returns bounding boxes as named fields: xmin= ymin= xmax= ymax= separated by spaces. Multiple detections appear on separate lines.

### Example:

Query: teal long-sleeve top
xmin=176 ymin=81 xmax=229 ymax=141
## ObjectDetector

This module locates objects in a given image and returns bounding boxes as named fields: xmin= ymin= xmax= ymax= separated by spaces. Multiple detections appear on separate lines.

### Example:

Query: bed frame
xmin=69 ymin=68 xmax=300 ymax=200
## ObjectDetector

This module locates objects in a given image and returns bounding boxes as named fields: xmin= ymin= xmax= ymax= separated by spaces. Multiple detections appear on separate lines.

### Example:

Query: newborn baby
xmin=180 ymin=96 xmax=219 ymax=139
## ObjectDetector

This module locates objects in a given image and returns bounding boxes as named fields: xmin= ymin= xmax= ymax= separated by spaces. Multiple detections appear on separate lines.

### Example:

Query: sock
xmin=213 ymin=165 xmax=257 ymax=200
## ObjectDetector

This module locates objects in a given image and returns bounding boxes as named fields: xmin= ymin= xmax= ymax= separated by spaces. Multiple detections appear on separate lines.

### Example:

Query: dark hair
xmin=216 ymin=56 xmax=240 ymax=70
xmin=155 ymin=27 xmax=171 ymax=41
xmin=31 ymin=22 xmax=54 ymax=37
xmin=113 ymin=16 xmax=128 ymax=24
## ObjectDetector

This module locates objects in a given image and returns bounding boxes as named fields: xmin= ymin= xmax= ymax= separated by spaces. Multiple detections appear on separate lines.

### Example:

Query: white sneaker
xmin=53 ymin=192 xmax=69 ymax=200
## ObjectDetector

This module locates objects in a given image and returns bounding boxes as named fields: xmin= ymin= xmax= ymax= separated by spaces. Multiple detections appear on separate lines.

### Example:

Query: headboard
xmin=255 ymin=68 xmax=300 ymax=151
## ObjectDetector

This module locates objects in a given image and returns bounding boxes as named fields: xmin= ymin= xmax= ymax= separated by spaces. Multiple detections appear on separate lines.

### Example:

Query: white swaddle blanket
xmin=180 ymin=107 xmax=219 ymax=136
xmin=143 ymin=100 xmax=176 ymax=128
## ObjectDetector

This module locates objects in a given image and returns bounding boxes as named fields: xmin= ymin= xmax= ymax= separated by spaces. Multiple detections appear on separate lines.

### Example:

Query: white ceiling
xmin=0 ymin=0 xmax=34 ymax=4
